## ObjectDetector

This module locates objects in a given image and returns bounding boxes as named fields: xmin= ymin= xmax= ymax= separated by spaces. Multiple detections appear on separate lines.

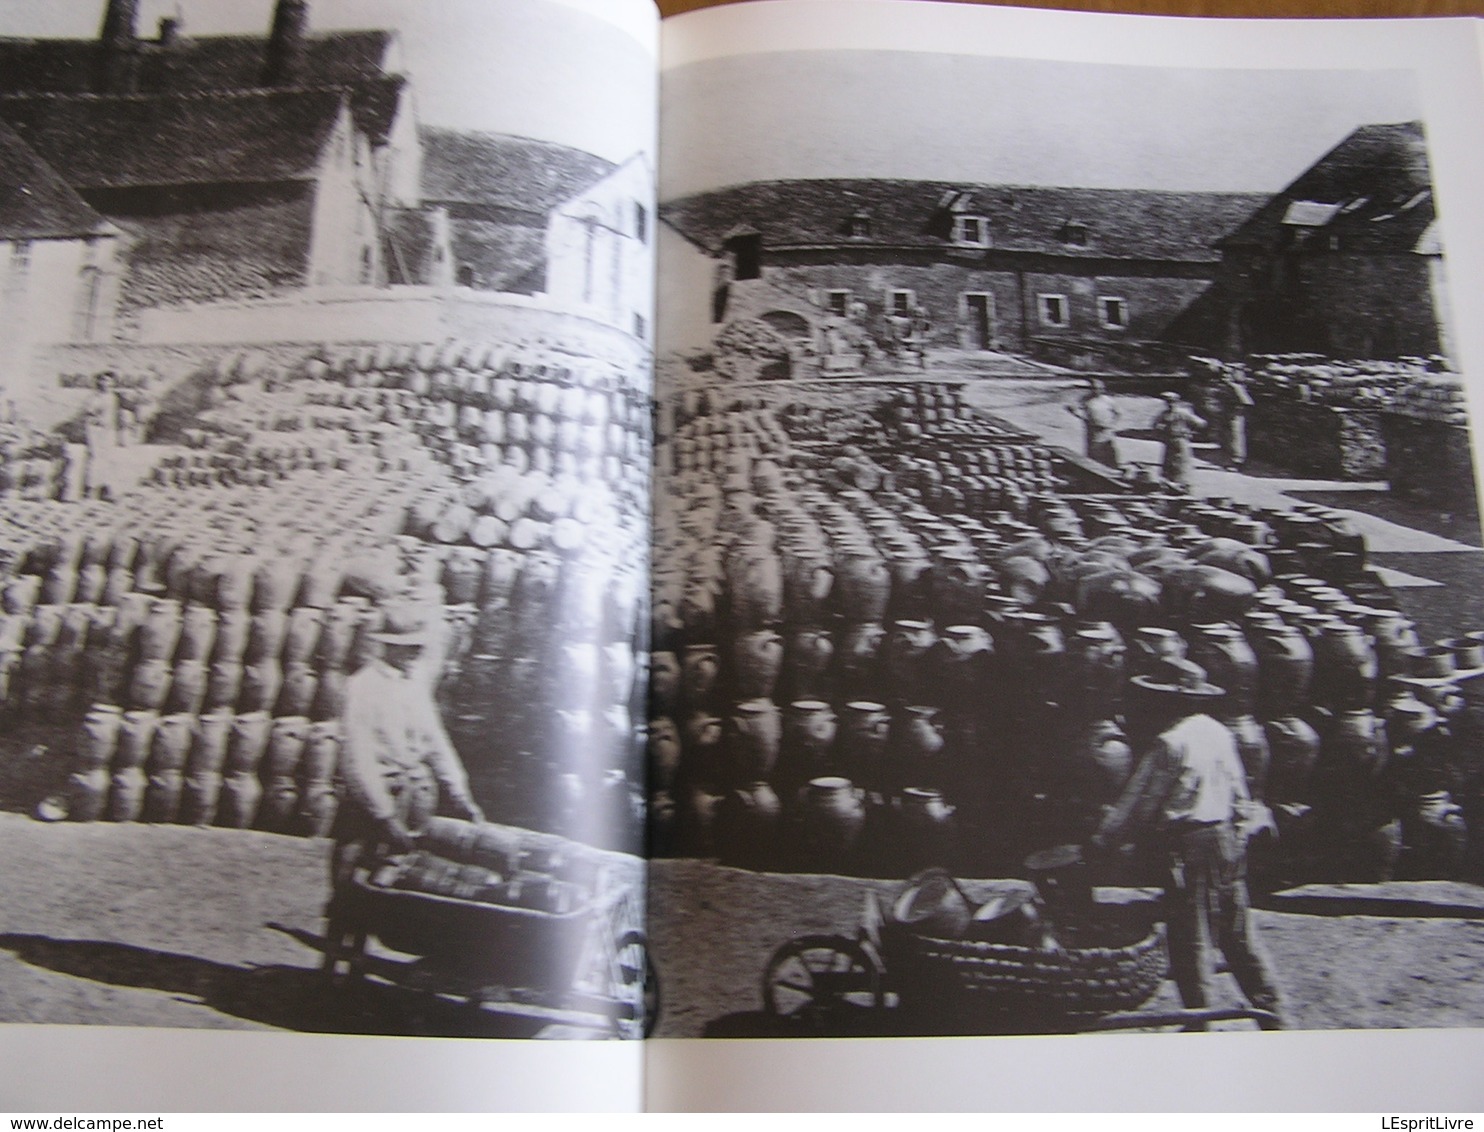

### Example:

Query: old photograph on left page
xmin=0 ymin=0 xmax=657 ymax=1110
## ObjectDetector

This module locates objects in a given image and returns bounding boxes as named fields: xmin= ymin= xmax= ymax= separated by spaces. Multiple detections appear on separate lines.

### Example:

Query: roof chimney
xmin=157 ymin=16 xmax=181 ymax=46
xmin=262 ymin=0 xmax=310 ymax=86
xmin=95 ymin=0 xmax=140 ymax=92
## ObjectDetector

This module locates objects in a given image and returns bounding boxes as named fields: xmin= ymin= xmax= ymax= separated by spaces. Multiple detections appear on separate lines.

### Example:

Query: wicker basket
xmin=886 ymin=921 xmax=1168 ymax=1019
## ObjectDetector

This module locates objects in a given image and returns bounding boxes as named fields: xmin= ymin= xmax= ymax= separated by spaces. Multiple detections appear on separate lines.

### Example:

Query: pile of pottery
xmin=649 ymin=392 xmax=1478 ymax=881
xmin=0 ymin=337 xmax=652 ymax=850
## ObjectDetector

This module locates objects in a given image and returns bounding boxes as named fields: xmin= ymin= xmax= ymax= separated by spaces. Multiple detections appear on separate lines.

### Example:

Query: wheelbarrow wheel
xmin=762 ymin=934 xmax=883 ymax=1029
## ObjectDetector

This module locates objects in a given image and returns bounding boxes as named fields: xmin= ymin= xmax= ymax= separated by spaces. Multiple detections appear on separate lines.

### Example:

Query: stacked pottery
xmin=1190 ymin=623 xmax=1268 ymax=798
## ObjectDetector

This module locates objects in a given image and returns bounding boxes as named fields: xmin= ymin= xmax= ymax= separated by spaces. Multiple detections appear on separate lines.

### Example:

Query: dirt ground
xmin=1 ymin=811 xmax=1482 ymax=1042
xmin=649 ymin=859 xmax=1484 ymax=1037
xmin=0 ymin=813 xmax=643 ymax=1039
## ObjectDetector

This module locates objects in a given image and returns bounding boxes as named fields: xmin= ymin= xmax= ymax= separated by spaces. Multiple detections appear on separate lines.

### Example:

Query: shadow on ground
xmin=0 ymin=931 xmax=550 ymax=1038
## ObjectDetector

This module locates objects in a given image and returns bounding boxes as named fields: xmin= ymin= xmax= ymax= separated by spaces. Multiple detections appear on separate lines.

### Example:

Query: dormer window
xmin=951 ymin=215 xmax=991 ymax=247
xmin=847 ymin=211 xmax=872 ymax=239
xmin=1060 ymin=221 xmax=1089 ymax=247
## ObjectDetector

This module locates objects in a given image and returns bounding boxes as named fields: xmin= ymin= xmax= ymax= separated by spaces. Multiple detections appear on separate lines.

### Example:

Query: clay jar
xmin=833 ymin=548 xmax=890 ymax=623
xmin=681 ymin=712 xmax=725 ymax=785
xmin=781 ymin=699 xmax=839 ymax=784
xmin=681 ymin=644 xmax=722 ymax=708
xmin=1223 ymin=713 xmax=1272 ymax=800
xmin=884 ymin=620 xmax=937 ymax=707
xmin=649 ymin=651 xmax=682 ymax=717
xmin=1252 ymin=621 xmax=1314 ymax=714
xmin=929 ymin=547 xmax=988 ymax=629
xmin=891 ymin=704 xmax=946 ymax=790
xmin=782 ymin=627 xmax=833 ymax=703
xmin=1264 ymin=715 xmax=1321 ymax=802
xmin=835 ymin=621 xmax=886 ymax=702
xmin=724 ymin=544 xmax=784 ymax=631
xmin=896 ymin=787 xmax=957 ymax=874
xmin=927 ymin=624 xmax=993 ymax=714
xmin=798 ymin=776 xmax=866 ymax=870
xmin=715 ymin=780 xmax=782 ymax=869
xmin=648 ymin=717 xmax=683 ymax=797
xmin=730 ymin=629 xmax=783 ymax=701
xmin=840 ymin=700 xmax=891 ymax=794
xmin=1313 ymin=622 xmax=1378 ymax=711
xmin=1190 ymin=624 xmax=1259 ymax=714
xmin=781 ymin=548 xmax=834 ymax=627
xmin=1066 ymin=718 xmax=1134 ymax=808
xmin=726 ymin=698 xmax=782 ymax=782
xmin=1130 ymin=626 xmax=1187 ymax=677
xmin=1064 ymin=624 xmax=1125 ymax=717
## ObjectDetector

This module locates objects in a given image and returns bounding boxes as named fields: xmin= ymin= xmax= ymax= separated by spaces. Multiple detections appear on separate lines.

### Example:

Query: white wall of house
xmin=307 ymin=107 xmax=383 ymax=288
xmin=1 ymin=234 xmax=121 ymax=372
xmin=656 ymin=223 xmax=718 ymax=355
xmin=545 ymin=154 xmax=654 ymax=342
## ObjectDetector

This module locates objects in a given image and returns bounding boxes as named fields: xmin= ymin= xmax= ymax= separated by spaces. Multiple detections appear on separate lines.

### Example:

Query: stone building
xmin=0 ymin=119 xmax=123 ymax=365
xmin=1192 ymin=121 xmax=1454 ymax=361
xmin=0 ymin=0 xmax=418 ymax=320
xmin=660 ymin=179 xmax=1265 ymax=370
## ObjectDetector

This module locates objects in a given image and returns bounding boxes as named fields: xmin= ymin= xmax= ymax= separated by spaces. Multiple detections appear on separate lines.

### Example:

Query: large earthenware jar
xmin=834 ymin=549 xmax=890 ymax=623
xmin=725 ymin=543 xmax=784 ymax=631
xmin=681 ymin=643 xmax=722 ymax=708
xmin=1223 ymin=713 xmax=1272 ymax=800
xmin=781 ymin=547 xmax=834 ymax=627
xmin=1190 ymin=624 xmax=1259 ymax=714
xmin=835 ymin=621 xmax=885 ymax=702
xmin=1064 ymin=624 xmax=1125 ymax=718
xmin=892 ymin=704 xmax=946 ymax=791
xmin=798 ymin=776 xmax=866 ymax=871
xmin=1313 ymin=622 xmax=1378 ymax=711
xmin=885 ymin=620 xmax=937 ymax=707
xmin=930 ymin=624 xmax=994 ymax=704
xmin=715 ymin=780 xmax=782 ymax=868
xmin=1251 ymin=621 xmax=1314 ymax=714
xmin=730 ymin=629 xmax=783 ymax=700
xmin=930 ymin=548 xmax=988 ymax=629
xmin=726 ymin=698 xmax=782 ymax=782
xmin=1264 ymin=714 xmax=1321 ymax=802
xmin=897 ymin=787 xmax=957 ymax=874
xmin=783 ymin=627 xmax=834 ymax=703
xmin=840 ymin=700 xmax=891 ymax=794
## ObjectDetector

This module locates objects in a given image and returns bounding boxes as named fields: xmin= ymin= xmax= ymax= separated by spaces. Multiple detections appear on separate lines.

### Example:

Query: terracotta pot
xmin=730 ymin=629 xmax=783 ymax=700
xmin=681 ymin=644 xmax=722 ymax=707
xmin=897 ymin=788 xmax=958 ymax=874
xmin=1252 ymin=622 xmax=1314 ymax=714
xmin=783 ymin=628 xmax=834 ymax=703
xmin=892 ymin=704 xmax=946 ymax=791
xmin=725 ymin=544 xmax=784 ymax=631
xmin=835 ymin=621 xmax=886 ymax=701
xmin=1313 ymin=622 xmax=1378 ymax=711
xmin=885 ymin=620 xmax=937 ymax=706
xmin=1264 ymin=715 xmax=1320 ymax=802
xmin=834 ymin=550 xmax=890 ymax=623
xmin=1190 ymin=624 xmax=1259 ymax=714
xmin=1223 ymin=713 xmax=1272 ymax=800
xmin=798 ymin=776 xmax=866 ymax=869
xmin=726 ymin=698 xmax=782 ymax=782
xmin=715 ymin=780 xmax=782 ymax=868
xmin=782 ymin=549 xmax=835 ymax=626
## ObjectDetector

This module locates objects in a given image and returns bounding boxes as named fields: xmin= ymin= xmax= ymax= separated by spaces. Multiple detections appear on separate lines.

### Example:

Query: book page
xmin=0 ymin=0 xmax=656 ymax=1111
xmin=647 ymin=0 xmax=1484 ymax=1110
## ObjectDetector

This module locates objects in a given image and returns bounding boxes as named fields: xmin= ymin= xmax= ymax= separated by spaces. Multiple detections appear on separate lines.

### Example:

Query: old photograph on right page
xmin=648 ymin=27 xmax=1484 ymax=1049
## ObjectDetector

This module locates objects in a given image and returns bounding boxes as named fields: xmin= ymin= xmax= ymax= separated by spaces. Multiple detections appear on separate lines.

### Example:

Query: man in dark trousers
xmin=1067 ymin=378 xmax=1121 ymax=467
xmin=1088 ymin=657 xmax=1287 ymax=1028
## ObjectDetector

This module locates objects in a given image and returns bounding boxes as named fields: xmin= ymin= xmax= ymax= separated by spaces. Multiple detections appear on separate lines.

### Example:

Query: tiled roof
xmin=0 ymin=88 xmax=346 ymax=188
xmin=0 ymin=30 xmax=394 ymax=96
xmin=660 ymin=180 xmax=1268 ymax=263
xmin=1220 ymin=122 xmax=1434 ymax=253
xmin=0 ymin=118 xmax=113 ymax=239
xmin=421 ymin=127 xmax=613 ymax=214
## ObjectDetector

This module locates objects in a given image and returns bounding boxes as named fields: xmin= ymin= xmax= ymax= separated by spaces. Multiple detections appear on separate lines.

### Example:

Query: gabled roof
xmin=0 ymin=88 xmax=347 ymax=189
xmin=420 ymin=127 xmax=614 ymax=215
xmin=0 ymin=30 xmax=394 ymax=97
xmin=0 ymin=118 xmax=114 ymax=239
xmin=660 ymin=180 xmax=1268 ymax=263
xmin=1220 ymin=122 xmax=1435 ymax=253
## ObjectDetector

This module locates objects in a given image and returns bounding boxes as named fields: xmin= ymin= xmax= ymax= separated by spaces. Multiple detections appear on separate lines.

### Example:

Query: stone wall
xmin=1247 ymin=399 xmax=1386 ymax=481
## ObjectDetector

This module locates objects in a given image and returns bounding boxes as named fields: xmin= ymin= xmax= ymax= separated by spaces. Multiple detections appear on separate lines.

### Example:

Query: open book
xmin=3 ymin=0 xmax=1484 ymax=1113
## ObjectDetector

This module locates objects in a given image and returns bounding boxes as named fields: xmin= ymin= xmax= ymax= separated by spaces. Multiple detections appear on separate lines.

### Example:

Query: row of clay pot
xmin=65 ymin=703 xmax=340 ymax=835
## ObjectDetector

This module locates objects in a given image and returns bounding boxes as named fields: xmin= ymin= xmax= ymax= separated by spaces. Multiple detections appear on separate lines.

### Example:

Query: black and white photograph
xmin=0 ymin=0 xmax=658 ymax=1042
xmin=648 ymin=45 xmax=1484 ymax=1040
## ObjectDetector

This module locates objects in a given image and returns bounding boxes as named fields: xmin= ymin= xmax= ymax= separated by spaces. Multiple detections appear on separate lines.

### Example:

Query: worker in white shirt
xmin=327 ymin=601 xmax=484 ymax=904
xmin=1088 ymin=657 xmax=1287 ymax=1028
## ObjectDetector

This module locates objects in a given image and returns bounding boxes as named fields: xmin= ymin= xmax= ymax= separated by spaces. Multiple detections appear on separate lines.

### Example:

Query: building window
xmin=847 ymin=211 xmax=872 ymax=239
xmin=1098 ymin=297 xmax=1128 ymax=330
xmin=826 ymin=289 xmax=852 ymax=316
xmin=1059 ymin=222 xmax=1089 ymax=247
xmin=1038 ymin=293 xmax=1069 ymax=328
xmin=634 ymin=312 xmax=647 ymax=339
xmin=889 ymin=289 xmax=916 ymax=316
xmin=74 ymin=266 xmax=105 ymax=340
xmin=634 ymin=202 xmax=648 ymax=244
xmin=951 ymin=215 xmax=991 ymax=247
